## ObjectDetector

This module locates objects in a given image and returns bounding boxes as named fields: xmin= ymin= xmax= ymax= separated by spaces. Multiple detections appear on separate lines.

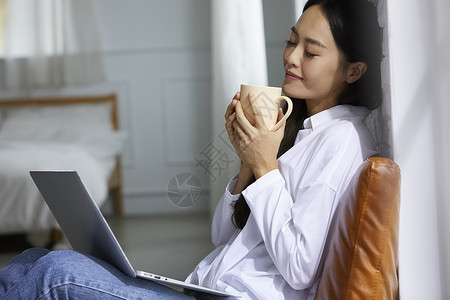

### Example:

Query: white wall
xmin=94 ymin=0 xmax=212 ymax=215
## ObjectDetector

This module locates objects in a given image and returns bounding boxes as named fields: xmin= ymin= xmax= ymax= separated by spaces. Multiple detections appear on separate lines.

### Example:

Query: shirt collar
xmin=294 ymin=104 xmax=370 ymax=145
xmin=302 ymin=104 xmax=370 ymax=130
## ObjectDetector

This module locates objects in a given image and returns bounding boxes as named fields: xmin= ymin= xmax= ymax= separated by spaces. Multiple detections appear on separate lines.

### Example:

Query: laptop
xmin=30 ymin=170 xmax=238 ymax=298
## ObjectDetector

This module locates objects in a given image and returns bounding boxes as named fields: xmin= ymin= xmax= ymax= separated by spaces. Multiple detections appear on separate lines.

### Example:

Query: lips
xmin=285 ymin=70 xmax=302 ymax=80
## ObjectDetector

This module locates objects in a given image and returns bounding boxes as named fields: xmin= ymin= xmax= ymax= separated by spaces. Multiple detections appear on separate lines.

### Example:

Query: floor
xmin=0 ymin=213 xmax=215 ymax=282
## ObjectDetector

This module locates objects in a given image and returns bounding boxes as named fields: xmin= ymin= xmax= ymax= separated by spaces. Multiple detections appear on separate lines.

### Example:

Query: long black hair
xmin=232 ymin=0 xmax=382 ymax=229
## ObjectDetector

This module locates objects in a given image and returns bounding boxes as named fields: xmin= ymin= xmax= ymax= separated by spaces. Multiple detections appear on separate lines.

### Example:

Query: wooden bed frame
xmin=0 ymin=93 xmax=124 ymax=216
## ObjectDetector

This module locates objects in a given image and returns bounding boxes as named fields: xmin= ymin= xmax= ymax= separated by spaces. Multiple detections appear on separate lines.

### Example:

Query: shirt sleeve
xmin=211 ymin=176 xmax=240 ymax=248
xmin=243 ymin=170 xmax=338 ymax=290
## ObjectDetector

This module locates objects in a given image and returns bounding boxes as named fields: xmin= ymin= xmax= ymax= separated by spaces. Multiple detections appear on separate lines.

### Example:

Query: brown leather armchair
xmin=314 ymin=157 xmax=401 ymax=300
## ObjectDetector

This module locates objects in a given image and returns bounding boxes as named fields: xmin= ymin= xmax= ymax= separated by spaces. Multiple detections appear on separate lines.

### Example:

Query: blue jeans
xmin=0 ymin=248 xmax=196 ymax=299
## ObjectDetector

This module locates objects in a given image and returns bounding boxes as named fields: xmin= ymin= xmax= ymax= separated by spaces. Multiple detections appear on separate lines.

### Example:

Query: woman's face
xmin=282 ymin=5 xmax=348 ymax=115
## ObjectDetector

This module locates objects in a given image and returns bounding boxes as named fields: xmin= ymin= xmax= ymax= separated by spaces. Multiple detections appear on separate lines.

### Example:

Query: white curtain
xmin=434 ymin=0 xmax=450 ymax=299
xmin=387 ymin=0 xmax=450 ymax=298
xmin=364 ymin=0 xmax=392 ymax=158
xmin=0 ymin=0 xmax=104 ymax=89
xmin=294 ymin=0 xmax=306 ymax=20
xmin=210 ymin=0 xmax=268 ymax=216
xmin=0 ymin=0 xmax=5 ymax=54
xmin=433 ymin=0 xmax=450 ymax=296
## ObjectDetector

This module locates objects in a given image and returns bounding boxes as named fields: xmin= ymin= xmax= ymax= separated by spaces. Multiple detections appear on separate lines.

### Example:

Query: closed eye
xmin=285 ymin=39 xmax=296 ymax=47
xmin=304 ymin=50 xmax=317 ymax=58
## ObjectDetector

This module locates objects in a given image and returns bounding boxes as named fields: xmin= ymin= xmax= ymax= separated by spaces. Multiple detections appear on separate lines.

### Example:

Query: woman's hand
xmin=225 ymin=92 xmax=241 ymax=152
xmin=225 ymin=92 xmax=286 ymax=179
xmin=225 ymin=93 xmax=254 ymax=193
xmin=231 ymin=162 xmax=254 ymax=195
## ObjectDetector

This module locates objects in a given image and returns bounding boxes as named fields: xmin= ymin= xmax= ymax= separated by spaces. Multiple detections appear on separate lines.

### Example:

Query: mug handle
xmin=270 ymin=96 xmax=293 ymax=132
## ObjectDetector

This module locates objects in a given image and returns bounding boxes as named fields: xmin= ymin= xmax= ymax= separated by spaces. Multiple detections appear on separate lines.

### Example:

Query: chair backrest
xmin=314 ymin=157 xmax=401 ymax=300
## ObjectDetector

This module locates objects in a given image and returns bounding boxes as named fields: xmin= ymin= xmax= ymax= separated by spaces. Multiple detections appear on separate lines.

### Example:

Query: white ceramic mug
xmin=239 ymin=84 xmax=293 ymax=131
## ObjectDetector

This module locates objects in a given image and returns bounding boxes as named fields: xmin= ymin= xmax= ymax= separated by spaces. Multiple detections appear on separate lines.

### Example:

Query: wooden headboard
xmin=0 ymin=93 xmax=123 ymax=215
xmin=0 ymin=93 xmax=119 ymax=130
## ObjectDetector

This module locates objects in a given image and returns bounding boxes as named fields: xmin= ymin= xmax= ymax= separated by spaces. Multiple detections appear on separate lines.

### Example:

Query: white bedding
xmin=0 ymin=101 xmax=126 ymax=235
xmin=0 ymin=141 xmax=108 ymax=233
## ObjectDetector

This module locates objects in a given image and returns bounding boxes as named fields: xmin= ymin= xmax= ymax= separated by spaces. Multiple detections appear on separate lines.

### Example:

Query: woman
xmin=186 ymin=0 xmax=380 ymax=298
xmin=0 ymin=0 xmax=381 ymax=299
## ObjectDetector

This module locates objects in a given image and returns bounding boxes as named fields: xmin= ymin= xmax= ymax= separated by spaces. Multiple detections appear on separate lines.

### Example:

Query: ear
xmin=345 ymin=62 xmax=367 ymax=84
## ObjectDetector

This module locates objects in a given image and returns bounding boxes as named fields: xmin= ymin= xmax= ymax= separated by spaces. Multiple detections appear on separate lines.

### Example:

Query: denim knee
xmin=0 ymin=248 xmax=49 ymax=294
xmin=20 ymin=247 xmax=51 ymax=261
xmin=36 ymin=250 xmax=84 ymax=271
xmin=1 ymin=249 xmax=194 ymax=299
xmin=0 ymin=249 xmax=84 ymax=299
xmin=35 ymin=250 xmax=194 ymax=299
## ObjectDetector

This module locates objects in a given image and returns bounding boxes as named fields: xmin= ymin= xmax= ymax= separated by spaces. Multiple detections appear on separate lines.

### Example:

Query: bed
xmin=0 ymin=94 xmax=125 ymax=245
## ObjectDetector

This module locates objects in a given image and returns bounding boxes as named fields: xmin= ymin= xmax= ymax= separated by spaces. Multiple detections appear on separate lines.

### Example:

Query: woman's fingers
xmin=225 ymin=100 xmax=236 ymax=120
xmin=232 ymin=118 xmax=246 ymax=139
xmin=277 ymin=107 xmax=285 ymax=121
xmin=234 ymin=101 xmax=253 ymax=135
xmin=224 ymin=92 xmax=240 ymax=120
xmin=273 ymin=108 xmax=287 ymax=133
xmin=248 ymin=93 xmax=265 ymax=129
xmin=232 ymin=118 xmax=250 ymax=155
xmin=225 ymin=112 xmax=236 ymax=134
xmin=225 ymin=112 xmax=236 ymax=143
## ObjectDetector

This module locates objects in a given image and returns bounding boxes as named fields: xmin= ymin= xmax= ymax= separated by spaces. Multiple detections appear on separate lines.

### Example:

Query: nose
xmin=284 ymin=46 xmax=301 ymax=68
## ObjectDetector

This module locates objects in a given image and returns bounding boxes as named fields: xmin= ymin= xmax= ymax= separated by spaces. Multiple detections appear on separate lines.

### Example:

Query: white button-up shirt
xmin=186 ymin=105 xmax=378 ymax=299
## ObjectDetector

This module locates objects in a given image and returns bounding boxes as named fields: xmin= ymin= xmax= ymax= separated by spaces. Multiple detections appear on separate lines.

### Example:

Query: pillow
xmin=0 ymin=102 xmax=127 ymax=170
xmin=0 ymin=102 xmax=112 ymax=142
xmin=74 ymin=130 xmax=127 ymax=171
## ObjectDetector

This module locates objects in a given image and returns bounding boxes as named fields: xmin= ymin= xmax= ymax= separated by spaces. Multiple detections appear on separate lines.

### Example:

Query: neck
xmin=305 ymin=99 xmax=338 ymax=117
